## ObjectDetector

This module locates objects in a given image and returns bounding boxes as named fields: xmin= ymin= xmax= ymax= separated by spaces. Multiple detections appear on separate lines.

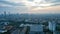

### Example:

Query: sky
xmin=0 ymin=0 xmax=60 ymax=14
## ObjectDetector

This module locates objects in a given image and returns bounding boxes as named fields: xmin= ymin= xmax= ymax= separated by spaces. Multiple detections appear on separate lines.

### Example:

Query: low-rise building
xmin=29 ymin=24 xmax=44 ymax=34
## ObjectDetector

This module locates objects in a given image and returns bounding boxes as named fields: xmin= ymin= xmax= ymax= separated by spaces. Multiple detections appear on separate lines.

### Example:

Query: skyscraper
xmin=48 ymin=21 xmax=56 ymax=32
xmin=4 ymin=11 xmax=6 ymax=18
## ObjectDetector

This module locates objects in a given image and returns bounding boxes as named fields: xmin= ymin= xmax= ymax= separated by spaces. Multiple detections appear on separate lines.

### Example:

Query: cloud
xmin=44 ymin=0 xmax=60 ymax=6
xmin=0 ymin=0 xmax=60 ymax=7
xmin=0 ymin=0 xmax=60 ymax=14
xmin=0 ymin=0 xmax=25 ymax=6
xmin=0 ymin=6 xmax=29 ymax=14
xmin=27 ymin=0 xmax=60 ymax=11
xmin=28 ymin=0 xmax=34 ymax=2
xmin=30 ymin=6 xmax=60 ymax=14
xmin=0 ymin=0 xmax=29 ymax=14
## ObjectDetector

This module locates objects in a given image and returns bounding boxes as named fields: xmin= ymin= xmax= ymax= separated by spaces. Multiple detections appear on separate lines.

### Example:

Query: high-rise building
xmin=48 ymin=21 xmax=56 ymax=32
xmin=4 ymin=11 xmax=6 ymax=18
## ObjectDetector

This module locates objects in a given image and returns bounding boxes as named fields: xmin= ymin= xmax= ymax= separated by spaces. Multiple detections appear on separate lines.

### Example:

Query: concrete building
xmin=29 ymin=24 xmax=44 ymax=34
xmin=48 ymin=21 xmax=56 ymax=32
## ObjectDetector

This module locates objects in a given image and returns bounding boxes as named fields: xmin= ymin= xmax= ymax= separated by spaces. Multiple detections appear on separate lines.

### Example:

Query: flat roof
xmin=30 ymin=24 xmax=43 ymax=32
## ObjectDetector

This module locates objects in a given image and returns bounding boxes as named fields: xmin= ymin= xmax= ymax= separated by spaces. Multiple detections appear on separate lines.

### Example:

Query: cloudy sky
xmin=0 ymin=0 xmax=60 ymax=14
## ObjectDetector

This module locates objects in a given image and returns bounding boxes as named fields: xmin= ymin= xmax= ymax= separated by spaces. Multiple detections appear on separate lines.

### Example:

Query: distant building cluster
xmin=0 ymin=13 xmax=60 ymax=34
